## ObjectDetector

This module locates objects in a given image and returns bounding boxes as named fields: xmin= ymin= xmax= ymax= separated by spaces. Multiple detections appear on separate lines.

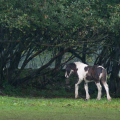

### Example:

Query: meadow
xmin=0 ymin=96 xmax=120 ymax=120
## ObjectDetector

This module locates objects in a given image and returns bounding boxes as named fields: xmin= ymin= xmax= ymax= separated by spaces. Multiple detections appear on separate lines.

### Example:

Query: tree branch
xmin=12 ymin=47 xmax=71 ymax=86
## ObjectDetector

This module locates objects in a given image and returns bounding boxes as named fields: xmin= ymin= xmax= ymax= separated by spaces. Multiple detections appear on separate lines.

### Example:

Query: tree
xmin=0 ymin=0 xmax=120 ymax=95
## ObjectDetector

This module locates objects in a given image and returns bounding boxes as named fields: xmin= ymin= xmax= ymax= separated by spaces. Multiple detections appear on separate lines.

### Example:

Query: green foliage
xmin=0 ymin=0 xmax=120 ymax=94
xmin=2 ymin=83 xmax=23 ymax=96
xmin=0 ymin=0 xmax=119 ymax=47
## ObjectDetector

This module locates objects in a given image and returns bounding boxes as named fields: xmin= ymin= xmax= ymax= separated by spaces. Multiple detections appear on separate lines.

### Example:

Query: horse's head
xmin=65 ymin=63 xmax=78 ymax=78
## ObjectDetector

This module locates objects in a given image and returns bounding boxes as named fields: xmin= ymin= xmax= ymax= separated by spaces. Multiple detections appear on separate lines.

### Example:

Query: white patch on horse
xmin=74 ymin=62 xmax=88 ymax=80
xmin=99 ymin=73 xmax=103 ymax=80
xmin=97 ymin=66 xmax=104 ymax=69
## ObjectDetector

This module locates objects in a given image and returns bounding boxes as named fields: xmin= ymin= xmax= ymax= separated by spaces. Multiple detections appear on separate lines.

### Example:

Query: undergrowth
xmin=1 ymin=70 xmax=116 ymax=99
xmin=0 ymin=96 xmax=120 ymax=109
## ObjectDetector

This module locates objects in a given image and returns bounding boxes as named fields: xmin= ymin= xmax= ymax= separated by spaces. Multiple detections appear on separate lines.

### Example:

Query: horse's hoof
xmin=75 ymin=96 xmax=79 ymax=99
xmin=108 ymin=98 xmax=111 ymax=101
xmin=96 ymin=98 xmax=101 ymax=100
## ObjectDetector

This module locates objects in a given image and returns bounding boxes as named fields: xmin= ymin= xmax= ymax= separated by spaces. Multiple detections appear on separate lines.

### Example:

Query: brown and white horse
xmin=65 ymin=62 xmax=111 ymax=101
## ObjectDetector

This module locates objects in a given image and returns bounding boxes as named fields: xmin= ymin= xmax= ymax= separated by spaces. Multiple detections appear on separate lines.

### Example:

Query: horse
xmin=65 ymin=62 xmax=111 ymax=101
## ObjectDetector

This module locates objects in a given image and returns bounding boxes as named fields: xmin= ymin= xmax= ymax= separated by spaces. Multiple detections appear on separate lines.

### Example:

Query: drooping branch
xmin=35 ymin=47 xmax=71 ymax=74
xmin=12 ymin=47 xmax=72 ymax=86
xmin=22 ymin=46 xmax=48 ymax=69
xmin=68 ymin=48 xmax=84 ymax=62
xmin=12 ymin=46 xmax=48 ymax=82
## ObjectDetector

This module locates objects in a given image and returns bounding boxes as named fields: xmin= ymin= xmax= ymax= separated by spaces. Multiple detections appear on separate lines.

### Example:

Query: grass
xmin=0 ymin=96 xmax=120 ymax=120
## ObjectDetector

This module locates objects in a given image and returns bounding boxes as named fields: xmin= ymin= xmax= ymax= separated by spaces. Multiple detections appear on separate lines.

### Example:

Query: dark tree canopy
xmin=0 ymin=0 xmax=120 ymax=94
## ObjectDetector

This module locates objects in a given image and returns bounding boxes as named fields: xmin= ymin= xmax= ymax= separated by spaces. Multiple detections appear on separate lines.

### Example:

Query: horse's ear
xmin=64 ymin=63 xmax=67 ymax=66
xmin=74 ymin=68 xmax=78 ymax=74
xmin=64 ymin=63 xmax=68 ymax=68
xmin=74 ymin=68 xmax=78 ymax=72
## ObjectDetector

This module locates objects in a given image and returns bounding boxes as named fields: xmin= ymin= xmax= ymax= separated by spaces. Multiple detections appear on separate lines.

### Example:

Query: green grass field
xmin=0 ymin=96 xmax=120 ymax=120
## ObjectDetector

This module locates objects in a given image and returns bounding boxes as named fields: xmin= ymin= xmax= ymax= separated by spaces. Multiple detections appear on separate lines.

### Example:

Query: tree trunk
xmin=115 ymin=65 xmax=120 ymax=95
xmin=116 ymin=77 xmax=120 ymax=95
xmin=55 ymin=47 xmax=64 ymax=69
xmin=82 ymin=40 xmax=87 ymax=63
xmin=109 ymin=47 xmax=120 ymax=93
xmin=109 ymin=72 xmax=116 ymax=93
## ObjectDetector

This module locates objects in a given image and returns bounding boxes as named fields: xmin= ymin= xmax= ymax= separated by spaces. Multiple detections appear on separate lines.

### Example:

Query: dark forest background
xmin=0 ymin=0 xmax=120 ymax=97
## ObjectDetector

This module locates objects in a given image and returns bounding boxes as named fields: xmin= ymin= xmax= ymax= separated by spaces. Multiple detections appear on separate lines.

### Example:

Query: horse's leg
xmin=96 ymin=82 xmax=102 ymax=100
xmin=100 ymin=68 xmax=111 ymax=101
xmin=102 ymin=82 xmax=111 ymax=101
xmin=75 ymin=84 xmax=79 ymax=99
xmin=84 ymin=82 xmax=90 ymax=100
xmin=75 ymin=79 xmax=83 ymax=99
